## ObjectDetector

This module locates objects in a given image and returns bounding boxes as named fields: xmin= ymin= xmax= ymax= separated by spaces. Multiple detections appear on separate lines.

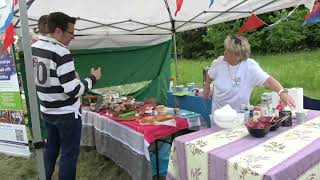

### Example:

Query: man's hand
xmin=91 ymin=67 xmax=101 ymax=80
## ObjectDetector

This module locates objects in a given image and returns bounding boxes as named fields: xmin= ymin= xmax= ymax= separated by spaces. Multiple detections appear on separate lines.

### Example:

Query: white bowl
xmin=214 ymin=110 xmax=237 ymax=122
xmin=210 ymin=114 xmax=244 ymax=129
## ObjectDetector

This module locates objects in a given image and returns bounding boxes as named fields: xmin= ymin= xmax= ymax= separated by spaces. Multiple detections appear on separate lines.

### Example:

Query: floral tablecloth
xmin=167 ymin=110 xmax=320 ymax=180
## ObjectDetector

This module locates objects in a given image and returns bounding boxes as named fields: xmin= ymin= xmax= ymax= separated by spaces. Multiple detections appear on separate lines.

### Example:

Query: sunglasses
xmin=33 ymin=28 xmax=40 ymax=34
xmin=231 ymin=36 xmax=242 ymax=45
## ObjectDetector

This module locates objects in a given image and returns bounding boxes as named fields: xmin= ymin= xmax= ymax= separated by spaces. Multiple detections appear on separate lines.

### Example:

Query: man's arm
xmin=56 ymin=54 xmax=97 ymax=98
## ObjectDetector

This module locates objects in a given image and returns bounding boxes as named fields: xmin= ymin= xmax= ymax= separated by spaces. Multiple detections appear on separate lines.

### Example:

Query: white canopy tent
xmin=14 ymin=0 xmax=313 ymax=81
xmin=15 ymin=0 xmax=313 ymax=179
xmin=16 ymin=0 xmax=310 ymax=35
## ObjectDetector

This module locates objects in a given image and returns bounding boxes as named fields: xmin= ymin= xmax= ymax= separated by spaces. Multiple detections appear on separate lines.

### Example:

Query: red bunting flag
xmin=2 ymin=23 xmax=15 ymax=52
xmin=175 ymin=0 xmax=184 ymax=16
xmin=237 ymin=14 xmax=266 ymax=35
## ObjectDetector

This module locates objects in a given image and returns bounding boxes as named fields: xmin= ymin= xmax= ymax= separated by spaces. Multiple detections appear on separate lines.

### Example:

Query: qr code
xmin=15 ymin=129 xmax=24 ymax=142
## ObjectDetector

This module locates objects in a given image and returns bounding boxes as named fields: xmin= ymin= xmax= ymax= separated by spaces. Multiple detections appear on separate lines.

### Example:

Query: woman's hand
xmin=279 ymin=92 xmax=296 ymax=109
xmin=264 ymin=77 xmax=295 ymax=108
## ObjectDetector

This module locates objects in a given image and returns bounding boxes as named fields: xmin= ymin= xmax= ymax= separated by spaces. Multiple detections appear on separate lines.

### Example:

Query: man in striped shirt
xmin=32 ymin=12 xmax=101 ymax=180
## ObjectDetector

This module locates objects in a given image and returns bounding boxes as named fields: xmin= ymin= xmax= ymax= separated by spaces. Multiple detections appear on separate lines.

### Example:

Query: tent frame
xmin=15 ymin=0 xmax=286 ymax=84
xmin=15 ymin=0 xmax=306 ymax=179
xmin=16 ymin=0 xmax=282 ymax=33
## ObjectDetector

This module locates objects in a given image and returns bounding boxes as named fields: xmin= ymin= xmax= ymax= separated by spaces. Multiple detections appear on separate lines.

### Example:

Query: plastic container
xmin=169 ymin=81 xmax=175 ymax=92
xmin=187 ymin=82 xmax=195 ymax=92
xmin=240 ymin=104 xmax=250 ymax=122
xmin=175 ymin=85 xmax=184 ymax=92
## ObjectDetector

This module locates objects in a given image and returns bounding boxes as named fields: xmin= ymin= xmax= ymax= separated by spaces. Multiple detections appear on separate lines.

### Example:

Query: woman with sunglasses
xmin=203 ymin=35 xmax=295 ymax=113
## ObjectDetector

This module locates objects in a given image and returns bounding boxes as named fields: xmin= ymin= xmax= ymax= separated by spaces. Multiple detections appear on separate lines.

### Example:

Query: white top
xmin=208 ymin=56 xmax=270 ymax=112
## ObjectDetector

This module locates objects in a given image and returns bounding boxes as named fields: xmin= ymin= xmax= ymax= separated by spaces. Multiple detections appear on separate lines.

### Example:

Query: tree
xmin=177 ymin=27 xmax=210 ymax=59
xmin=178 ymin=7 xmax=320 ymax=59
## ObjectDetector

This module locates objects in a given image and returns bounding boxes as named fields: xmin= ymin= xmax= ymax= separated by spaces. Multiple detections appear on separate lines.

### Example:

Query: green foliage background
xmin=177 ymin=7 xmax=320 ymax=59
xmin=172 ymin=50 xmax=320 ymax=105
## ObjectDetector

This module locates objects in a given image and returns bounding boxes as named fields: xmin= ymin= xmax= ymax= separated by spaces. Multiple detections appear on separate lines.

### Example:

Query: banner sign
xmin=0 ymin=53 xmax=30 ymax=157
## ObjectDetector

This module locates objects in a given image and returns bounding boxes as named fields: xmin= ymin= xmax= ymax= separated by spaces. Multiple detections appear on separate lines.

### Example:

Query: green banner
xmin=0 ymin=92 xmax=23 ymax=110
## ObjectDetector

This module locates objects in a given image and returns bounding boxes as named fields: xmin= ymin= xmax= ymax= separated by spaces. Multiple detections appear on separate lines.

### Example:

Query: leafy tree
xmin=176 ymin=27 xmax=210 ymax=59
xmin=178 ymin=7 xmax=320 ymax=59
xmin=302 ymin=22 xmax=320 ymax=49
xmin=264 ymin=8 xmax=307 ymax=52
xmin=203 ymin=20 xmax=242 ymax=57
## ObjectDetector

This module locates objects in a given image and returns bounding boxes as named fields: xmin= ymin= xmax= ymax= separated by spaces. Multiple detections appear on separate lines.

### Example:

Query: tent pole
xmin=162 ymin=0 xmax=179 ymax=84
xmin=18 ymin=0 xmax=46 ymax=179
xmin=172 ymin=32 xmax=179 ymax=84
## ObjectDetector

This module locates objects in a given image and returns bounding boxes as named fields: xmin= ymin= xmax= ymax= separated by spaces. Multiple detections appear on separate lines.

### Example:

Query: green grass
xmin=172 ymin=49 xmax=320 ymax=104
xmin=0 ymin=50 xmax=319 ymax=179
xmin=0 ymin=147 xmax=131 ymax=180
xmin=0 ymin=153 xmax=37 ymax=180
xmin=172 ymin=57 xmax=212 ymax=86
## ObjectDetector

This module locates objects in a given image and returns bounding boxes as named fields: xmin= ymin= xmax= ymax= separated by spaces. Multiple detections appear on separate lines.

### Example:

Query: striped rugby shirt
xmin=32 ymin=36 xmax=96 ymax=117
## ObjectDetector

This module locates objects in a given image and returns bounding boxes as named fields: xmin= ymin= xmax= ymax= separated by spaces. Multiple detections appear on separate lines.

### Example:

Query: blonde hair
xmin=224 ymin=35 xmax=251 ymax=61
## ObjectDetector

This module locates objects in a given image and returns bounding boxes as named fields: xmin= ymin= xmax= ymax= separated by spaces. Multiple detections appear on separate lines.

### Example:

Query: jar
xmin=280 ymin=111 xmax=292 ymax=127
xmin=240 ymin=104 xmax=249 ymax=122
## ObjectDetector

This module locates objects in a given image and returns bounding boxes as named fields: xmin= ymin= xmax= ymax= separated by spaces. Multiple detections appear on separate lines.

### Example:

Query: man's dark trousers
xmin=43 ymin=113 xmax=82 ymax=180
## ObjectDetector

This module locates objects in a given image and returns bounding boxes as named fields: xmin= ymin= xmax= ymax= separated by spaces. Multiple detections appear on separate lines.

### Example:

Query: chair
xmin=303 ymin=96 xmax=320 ymax=110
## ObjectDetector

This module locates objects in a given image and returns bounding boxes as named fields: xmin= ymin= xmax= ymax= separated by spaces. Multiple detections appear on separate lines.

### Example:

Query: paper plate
xmin=173 ymin=92 xmax=189 ymax=96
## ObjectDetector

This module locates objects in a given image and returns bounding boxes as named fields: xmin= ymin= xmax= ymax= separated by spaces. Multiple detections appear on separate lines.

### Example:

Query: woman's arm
xmin=203 ymin=73 xmax=212 ymax=100
xmin=263 ymin=76 xmax=296 ymax=108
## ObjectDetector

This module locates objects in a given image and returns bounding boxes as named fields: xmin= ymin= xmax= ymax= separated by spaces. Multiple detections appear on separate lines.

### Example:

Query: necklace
xmin=227 ymin=63 xmax=241 ymax=87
